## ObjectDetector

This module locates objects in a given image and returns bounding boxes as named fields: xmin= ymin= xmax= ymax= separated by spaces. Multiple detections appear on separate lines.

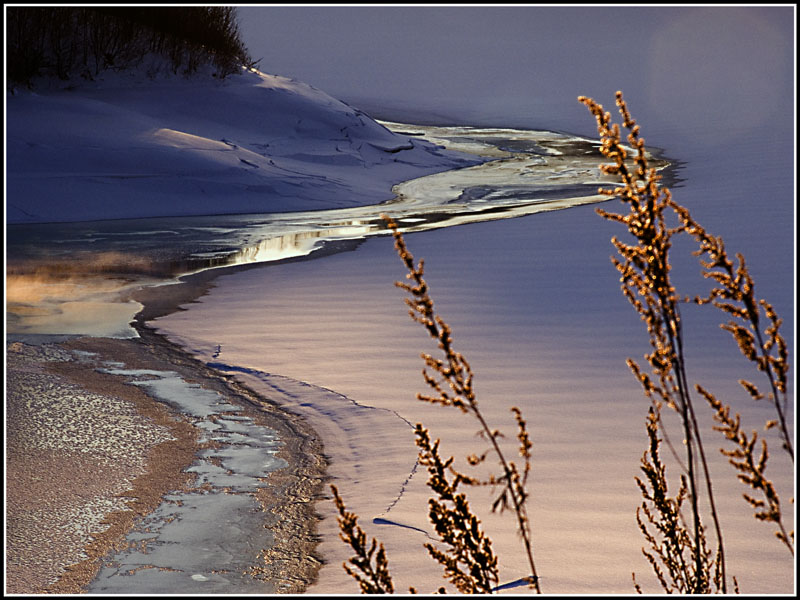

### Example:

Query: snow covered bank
xmin=6 ymin=67 xmax=479 ymax=224
xmin=7 ymin=64 xmax=641 ymax=339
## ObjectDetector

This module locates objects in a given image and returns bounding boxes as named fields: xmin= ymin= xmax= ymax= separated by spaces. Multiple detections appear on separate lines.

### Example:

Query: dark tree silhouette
xmin=6 ymin=6 xmax=252 ymax=85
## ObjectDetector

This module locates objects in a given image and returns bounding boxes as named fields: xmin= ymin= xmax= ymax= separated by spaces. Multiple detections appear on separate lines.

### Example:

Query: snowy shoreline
xmin=5 ymin=65 xmax=693 ymax=594
xmin=5 ymin=67 xmax=485 ymax=592
xmin=6 ymin=66 xmax=480 ymax=225
xmin=5 ymin=67 xmax=648 ymax=592
xmin=7 ymin=115 xmax=645 ymax=340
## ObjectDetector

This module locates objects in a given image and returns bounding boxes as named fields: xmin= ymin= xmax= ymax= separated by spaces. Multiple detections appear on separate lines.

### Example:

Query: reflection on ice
xmin=88 ymin=366 xmax=286 ymax=593
xmin=179 ymin=123 xmax=666 ymax=272
xmin=6 ymin=121 xmax=669 ymax=337
xmin=201 ymin=223 xmax=375 ymax=266
xmin=5 ymin=271 xmax=147 ymax=338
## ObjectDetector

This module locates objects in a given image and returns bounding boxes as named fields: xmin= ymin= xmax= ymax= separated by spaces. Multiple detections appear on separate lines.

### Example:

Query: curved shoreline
xmin=6 ymin=294 xmax=328 ymax=593
xmin=129 ymin=319 xmax=329 ymax=592
xmin=7 ymin=121 xmax=669 ymax=341
xmin=6 ymin=123 xmax=675 ymax=593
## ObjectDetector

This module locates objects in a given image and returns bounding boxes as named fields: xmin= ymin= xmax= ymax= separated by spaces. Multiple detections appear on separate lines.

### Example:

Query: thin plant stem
xmin=579 ymin=91 xmax=728 ymax=592
xmin=384 ymin=215 xmax=542 ymax=593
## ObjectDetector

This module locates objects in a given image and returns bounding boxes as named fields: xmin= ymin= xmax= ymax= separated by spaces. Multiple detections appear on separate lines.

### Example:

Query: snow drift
xmin=6 ymin=66 xmax=478 ymax=224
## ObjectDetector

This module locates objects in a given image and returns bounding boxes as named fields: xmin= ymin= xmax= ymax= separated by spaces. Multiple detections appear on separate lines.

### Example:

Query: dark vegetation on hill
xmin=6 ymin=6 xmax=252 ymax=85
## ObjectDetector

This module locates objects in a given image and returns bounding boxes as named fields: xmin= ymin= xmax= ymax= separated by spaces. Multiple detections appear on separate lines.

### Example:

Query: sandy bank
xmin=5 ymin=325 xmax=327 ymax=593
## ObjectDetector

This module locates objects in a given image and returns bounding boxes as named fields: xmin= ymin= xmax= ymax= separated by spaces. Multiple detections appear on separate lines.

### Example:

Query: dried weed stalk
xmin=329 ymin=217 xmax=540 ymax=594
xmin=381 ymin=215 xmax=541 ymax=593
xmin=414 ymin=424 xmax=500 ymax=593
xmin=579 ymin=90 xmax=728 ymax=592
xmin=330 ymin=484 xmax=395 ymax=594
xmin=676 ymin=206 xmax=793 ymax=461
xmin=579 ymin=91 xmax=793 ymax=590
xmin=697 ymin=386 xmax=794 ymax=554
xmin=632 ymin=408 xmax=727 ymax=594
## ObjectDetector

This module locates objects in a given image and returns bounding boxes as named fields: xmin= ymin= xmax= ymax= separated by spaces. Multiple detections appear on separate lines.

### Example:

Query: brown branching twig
xmin=697 ymin=385 xmax=794 ymax=554
xmin=330 ymin=218 xmax=541 ymax=594
xmin=331 ymin=484 xmax=395 ymax=594
xmin=673 ymin=205 xmax=794 ymax=461
xmin=415 ymin=424 xmax=500 ymax=593
xmin=383 ymin=215 xmax=541 ymax=593
xmin=580 ymin=90 xmax=794 ymax=589
xmin=579 ymin=90 xmax=729 ymax=592
xmin=633 ymin=408 xmax=725 ymax=593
